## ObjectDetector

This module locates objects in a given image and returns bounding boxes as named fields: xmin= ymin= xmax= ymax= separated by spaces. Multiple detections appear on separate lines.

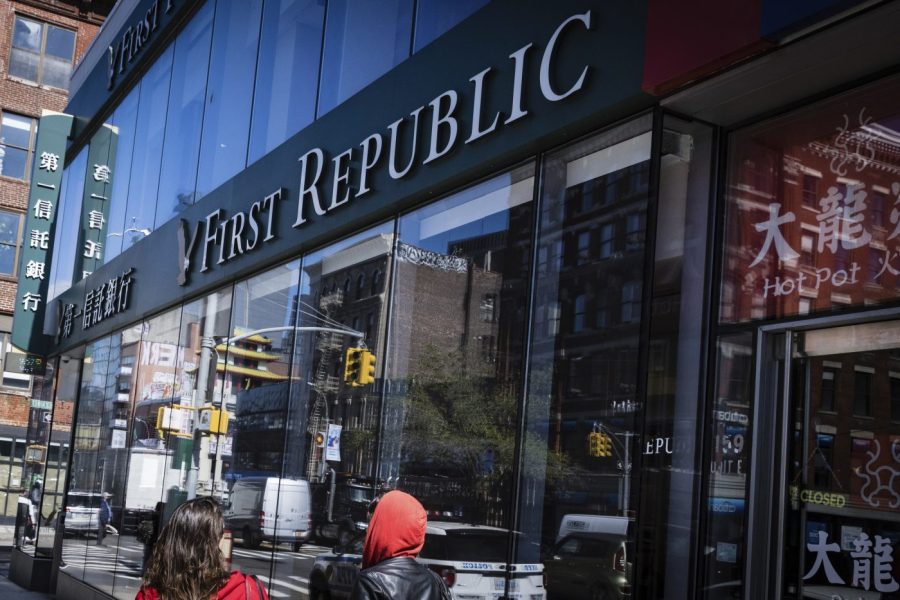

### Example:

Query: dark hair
xmin=142 ymin=497 xmax=229 ymax=600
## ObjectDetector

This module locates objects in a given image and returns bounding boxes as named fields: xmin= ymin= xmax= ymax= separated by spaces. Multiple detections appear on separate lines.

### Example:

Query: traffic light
xmin=344 ymin=347 xmax=363 ymax=386
xmin=359 ymin=350 xmax=376 ymax=386
xmin=598 ymin=433 xmax=612 ymax=457
xmin=588 ymin=432 xmax=601 ymax=457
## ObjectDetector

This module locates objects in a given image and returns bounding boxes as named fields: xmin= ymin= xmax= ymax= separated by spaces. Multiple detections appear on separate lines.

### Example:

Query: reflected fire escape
xmin=306 ymin=289 xmax=343 ymax=481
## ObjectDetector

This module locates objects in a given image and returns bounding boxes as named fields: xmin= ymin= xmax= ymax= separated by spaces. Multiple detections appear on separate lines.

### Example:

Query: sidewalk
xmin=0 ymin=572 xmax=54 ymax=599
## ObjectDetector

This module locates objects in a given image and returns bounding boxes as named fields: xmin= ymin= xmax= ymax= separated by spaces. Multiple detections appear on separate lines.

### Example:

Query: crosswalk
xmin=58 ymin=537 xmax=331 ymax=598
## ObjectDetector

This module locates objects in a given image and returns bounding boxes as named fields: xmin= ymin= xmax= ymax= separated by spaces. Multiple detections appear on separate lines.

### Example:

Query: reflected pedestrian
xmin=350 ymin=490 xmax=451 ymax=600
xmin=97 ymin=492 xmax=112 ymax=545
xmin=139 ymin=502 xmax=164 ymax=570
xmin=136 ymin=496 xmax=269 ymax=600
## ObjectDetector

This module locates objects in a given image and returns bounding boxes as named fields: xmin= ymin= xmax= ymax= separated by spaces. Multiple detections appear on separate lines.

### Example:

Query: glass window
xmin=573 ymin=294 xmax=586 ymax=332
xmin=195 ymin=0 xmax=263 ymax=201
xmin=216 ymin=264 xmax=300 ymax=590
xmin=9 ymin=16 xmax=76 ymax=89
xmin=103 ymin=84 xmax=141 ymax=261
xmin=412 ymin=0 xmax=488 ymax=52
xmin=821 ymin=367 xmax=837 ymax=411
xmin=48 ymin=147 xmax=87 ymax=298
xmin=123 ymin=46 xmax=174 ymax=252
xmin=0 ymin=112 xmax=36 ymax=180
xmin=892 ymin=376 xmax=900 ymax=421
xmin=248 ymin=0 xmax=325 ymax=164
xmin=720 ymin=74 xmax=900 ymax=323
xmin=113 ymin=307 xmax=183 ymax=599
xmin=700 ymin=333 xmax=753 ymax=598
xmin=317 ymin=0 xmax=414 ymax=116
xmin=154 ymin=1 xmax=214 ymax=229
xmin=634 ymin=116 xmax=714 ymax=599
xmin=36 ymin=357 xmax=76 ymax=553
xmin=853 ymin=369 xmax=872 ymax=416
xmin=272 ymin=225 xmax=393 ymax=591
xmin=0 ymin=210 xmax=22 ymax=275
xmin=516 ymin=117 xmax=651 ymax=599
xmin=384 ymin=165 xmax=534 ymax=578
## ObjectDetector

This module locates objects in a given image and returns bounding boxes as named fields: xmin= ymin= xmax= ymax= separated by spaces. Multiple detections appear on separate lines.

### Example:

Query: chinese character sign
xmin=720 ymin=76 xmax=900 ymax=323
xmin=804 ymin=530 xmax=899 ymax=594
xmin=12 ymin=112 xmax=73 ymax=359
xmin=73 ymin=123 xmax=117 ymax=282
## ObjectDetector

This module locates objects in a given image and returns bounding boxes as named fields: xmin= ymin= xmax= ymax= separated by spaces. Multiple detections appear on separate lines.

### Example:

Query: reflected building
xmin=19 ymin=2 xmax=900 ymax=600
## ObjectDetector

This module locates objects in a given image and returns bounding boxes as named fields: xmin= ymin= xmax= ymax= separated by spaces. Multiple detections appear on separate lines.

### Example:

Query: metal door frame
xmin=744 ymin=306 xmax=900 ymax=599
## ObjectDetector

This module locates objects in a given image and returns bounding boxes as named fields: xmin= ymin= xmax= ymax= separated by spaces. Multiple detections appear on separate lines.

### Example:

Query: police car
xmin=308 ymin=522 xmax=546 ymax=600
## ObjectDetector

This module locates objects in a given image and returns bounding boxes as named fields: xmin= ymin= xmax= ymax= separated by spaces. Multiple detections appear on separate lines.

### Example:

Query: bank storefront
xmin=9 ymin=0 xmax=900 ymax=599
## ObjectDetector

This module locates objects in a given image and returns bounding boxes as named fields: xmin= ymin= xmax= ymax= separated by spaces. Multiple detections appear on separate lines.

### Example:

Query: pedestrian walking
xmin=136 ymin=496 xmax=268 ymax=600
xmin=97 ymin=492 xmax=113 ymax=545
xmin=350 ymin=490 xmax=451 ymax=600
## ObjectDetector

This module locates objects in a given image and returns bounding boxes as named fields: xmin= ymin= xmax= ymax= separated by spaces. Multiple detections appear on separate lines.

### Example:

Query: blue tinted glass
xmin=248 ymin=0 xmax=325 ymax=164
xmin=123 ymin=46 xmax=173 ymax=251
xmin=317 ymin=0 xmax=414 ymax=116
xmin=46 ymin=25 xmax=76 ymax=60
xmin=413 ymin=0 xmax=487 ymax=52
xmin=154 ymin=2 xmax=213 ymax=229
xmin=49 ymin=149 xmax=86 ymax=296
xmin=195 ymin=0 xmax=263 ymax=199
xmin=104 ymin=85 xmax=141 ymax=261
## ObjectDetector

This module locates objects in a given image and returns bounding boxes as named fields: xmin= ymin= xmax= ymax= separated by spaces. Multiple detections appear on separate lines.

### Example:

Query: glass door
xmin=783 ymin=320 xmax=900 ymax=599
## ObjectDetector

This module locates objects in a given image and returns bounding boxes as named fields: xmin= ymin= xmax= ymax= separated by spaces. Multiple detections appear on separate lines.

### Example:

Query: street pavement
xmin=0 ymin=544 xmax=55 ymax=599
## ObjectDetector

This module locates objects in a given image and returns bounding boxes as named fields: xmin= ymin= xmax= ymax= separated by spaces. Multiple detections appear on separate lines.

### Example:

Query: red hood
xmin=362 ymin=490 xmax=427 ymax=569
xmin=135 ymin=572 xmax=256 ymax=600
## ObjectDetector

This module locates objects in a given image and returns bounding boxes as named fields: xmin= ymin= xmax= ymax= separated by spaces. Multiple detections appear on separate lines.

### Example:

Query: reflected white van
xmin=224 ymin=477 xmax=312 ymax=550
xmin=556 ymin=514 xmax=632 ymax=542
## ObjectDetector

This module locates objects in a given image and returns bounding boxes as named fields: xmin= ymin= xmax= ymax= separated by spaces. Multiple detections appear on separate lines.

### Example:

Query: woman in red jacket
xmin=135 ymin=496 xmax=267 ymax=600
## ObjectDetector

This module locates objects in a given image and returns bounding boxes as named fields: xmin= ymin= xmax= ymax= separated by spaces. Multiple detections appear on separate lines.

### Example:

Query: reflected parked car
xmin=543 ymin=533 xmax=632 ymax=600
xmin=63 ymin=491 xmax=102 ymax=535
xmin=309 ymin=521 xmax=546 ymax=600
xmin=309 ymin=535 xmax=364 ymax=599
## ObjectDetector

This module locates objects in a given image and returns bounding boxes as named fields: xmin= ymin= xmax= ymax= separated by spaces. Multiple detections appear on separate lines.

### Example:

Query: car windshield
xmin=421 ymin=530 xmax=508 ymax=562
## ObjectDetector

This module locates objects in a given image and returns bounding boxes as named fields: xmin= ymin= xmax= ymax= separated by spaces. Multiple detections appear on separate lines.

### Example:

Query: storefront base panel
xmin=9 ymin=548 xmax=52 ymax=593
xmin=56 ymin=570 xmax=116 ymax=600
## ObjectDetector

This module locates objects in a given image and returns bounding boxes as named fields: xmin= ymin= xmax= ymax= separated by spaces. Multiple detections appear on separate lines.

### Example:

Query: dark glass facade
xmin=16 ymin=2 xmax=900 ymax=600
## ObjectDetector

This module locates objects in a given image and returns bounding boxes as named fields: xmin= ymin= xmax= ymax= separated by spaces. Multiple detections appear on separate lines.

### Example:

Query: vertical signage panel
xmin=74 ymin=123 xmax=117 ymax=281
xmin=12 ymin=111 xmax=72 ymax=361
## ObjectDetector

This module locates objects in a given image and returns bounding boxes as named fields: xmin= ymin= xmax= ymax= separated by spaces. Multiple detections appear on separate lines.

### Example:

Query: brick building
xmin=0 ymin=0 xmax=109 ymax=519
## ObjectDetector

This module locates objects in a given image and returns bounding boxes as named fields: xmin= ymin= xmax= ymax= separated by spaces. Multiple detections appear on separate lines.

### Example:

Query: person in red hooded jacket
xmin=350 ymin=490 xmax=451 ymax=600
xmin=135 ymin=496 xmax=268 ymax=600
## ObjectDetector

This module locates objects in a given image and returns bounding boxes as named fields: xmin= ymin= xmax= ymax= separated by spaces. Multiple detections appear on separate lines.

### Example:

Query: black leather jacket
xmin=350 ymin=557 xmax=451 ymax=600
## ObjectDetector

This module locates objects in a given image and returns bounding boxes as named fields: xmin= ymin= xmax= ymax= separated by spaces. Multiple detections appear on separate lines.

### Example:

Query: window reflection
xmin=317 ymin=0 xmax=414 ymax=116
xmin=123 ymin=47 xmax=174 ymax=252
xmin=218 ymin=264 xmax=298 ymax=589
xmin=154 ymin=1 xmax=214 ymax=228
xmin=248 ymin=0 xmax=325 ymax=164
xmin=104 ymin=86 xmax=141 ymax=261
xmin=272 ymin=222 xmax=394 ymax=590
xmin=385 ymin=164 xmax=533 ymax=529
xmin=518 ymin=118 xmax=652 ymax=600
xmin=195 ymin=0 xmax=263 ymax=200
xmin=49 ymin=149 xmax=86 ymax=298
xmin=702 ymin=333 xmax=753 ymax=599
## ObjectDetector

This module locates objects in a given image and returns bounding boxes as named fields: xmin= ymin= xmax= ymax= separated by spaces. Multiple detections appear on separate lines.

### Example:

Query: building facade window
xmin=0 ymin=112 xmax=36 ymax=180
xmin=0 ymin=210 xmax=22 ymax=276
xmin=9 ymin=15 xmax=76 ymax=89
xmin=820 ymin=367 xmax=837 ymax=411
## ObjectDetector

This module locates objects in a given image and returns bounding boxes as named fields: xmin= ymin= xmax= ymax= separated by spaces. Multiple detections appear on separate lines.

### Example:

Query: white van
xmin=556 ymin=514 xmax=632 ymax=542
xmin=224 ymin=477 xmax=312 ymax=550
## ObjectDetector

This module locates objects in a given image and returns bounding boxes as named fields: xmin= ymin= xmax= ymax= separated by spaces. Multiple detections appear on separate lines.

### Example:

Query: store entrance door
xmin=757 ymin=319 xmax=900 ymax=599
